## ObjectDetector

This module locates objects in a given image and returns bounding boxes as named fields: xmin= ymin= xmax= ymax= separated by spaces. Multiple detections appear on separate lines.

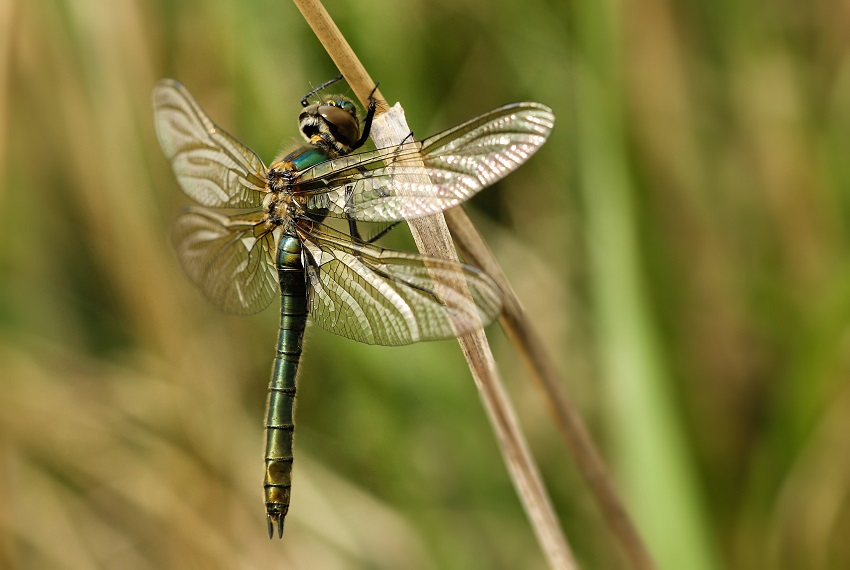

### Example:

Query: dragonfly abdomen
xmin=264 ymin=234 xmax=308 ymax=538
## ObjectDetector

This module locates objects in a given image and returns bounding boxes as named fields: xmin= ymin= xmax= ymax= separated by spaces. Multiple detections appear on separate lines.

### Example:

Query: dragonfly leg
xmin=344 ymin=188 xmax=399 ymax=244
xmin=344 ymin=184 xmax=367 ymax=243
xmin=352 ymin=82 xmax=379 ymax=150
xmin=383 ymin=131 xmax=415 ymax=164
xmin=347 ymin=217 xmax=363 ymax=242
xmin=346 ymin=216 xmax=401 ymax=245
xmin=365 ymin=221 xmax=401 ymax=244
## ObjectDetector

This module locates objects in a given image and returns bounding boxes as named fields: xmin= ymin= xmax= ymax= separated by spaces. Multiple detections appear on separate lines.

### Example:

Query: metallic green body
xmin=264 ymin=232 xmax=307 ymax=537
xmin=285 ymin=145 xmax=331 ymax=170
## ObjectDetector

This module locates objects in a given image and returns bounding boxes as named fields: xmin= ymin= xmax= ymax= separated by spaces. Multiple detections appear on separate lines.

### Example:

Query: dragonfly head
xmin=299 ymin=96 xmax=361 ymax=156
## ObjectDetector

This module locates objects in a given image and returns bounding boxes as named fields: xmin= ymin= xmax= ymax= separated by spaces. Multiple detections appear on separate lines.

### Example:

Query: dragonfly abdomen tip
xmin=267 ymin=513 xmax=285 ymax=539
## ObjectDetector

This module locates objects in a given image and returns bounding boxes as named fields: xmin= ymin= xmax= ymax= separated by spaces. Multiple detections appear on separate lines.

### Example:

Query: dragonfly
xmin=153 ymin=76 xmax=554 ymax=538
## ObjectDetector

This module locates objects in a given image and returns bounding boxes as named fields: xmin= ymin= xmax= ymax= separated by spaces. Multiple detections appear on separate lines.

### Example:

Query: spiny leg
xmin=351 ymin=82 xmax=380 ymax=151
xmin=365 ymin=221 xmax=401 ymax=244
xmin=346 ymin=217 xmax=401 ymax=245
xmin=345 ymin=184 xmax=362 ymax=242
xmin=343 ymin=181 xmax=400 ymax=244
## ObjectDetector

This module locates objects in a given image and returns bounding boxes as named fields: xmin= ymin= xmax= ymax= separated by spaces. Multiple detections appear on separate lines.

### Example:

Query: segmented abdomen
xmin=264 ymin=234 xmax=307 ymax=538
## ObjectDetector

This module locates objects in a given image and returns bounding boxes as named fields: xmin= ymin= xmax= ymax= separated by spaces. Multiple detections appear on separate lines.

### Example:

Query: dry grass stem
xmin=293 ymin=0 xmax=577 ymax=567
xmin=447 ymin=209 xmax=657 ymax=570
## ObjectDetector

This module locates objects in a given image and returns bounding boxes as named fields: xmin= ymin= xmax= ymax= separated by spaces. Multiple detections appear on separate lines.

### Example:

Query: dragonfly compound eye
xmin=318 ymin=105 xmax=359 ymax=148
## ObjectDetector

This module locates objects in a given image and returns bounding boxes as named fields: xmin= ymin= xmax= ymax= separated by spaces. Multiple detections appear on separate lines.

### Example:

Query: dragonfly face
xmin=297 ymin=96 xmax=363 ymax=156
xmin=153 ymin=78 xmax=554 ymax=538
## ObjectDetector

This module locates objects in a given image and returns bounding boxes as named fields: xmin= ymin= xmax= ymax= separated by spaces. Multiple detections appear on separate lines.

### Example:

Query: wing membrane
xmin=297 ymin=222 xmax=502 ymax=345
xmin=154 ymin=79 xmax=268 ymax=209
xmin=293 ymin=102 xmax=554 ymax=222
xmin=172 ymin=207 xmax=278 ymax=314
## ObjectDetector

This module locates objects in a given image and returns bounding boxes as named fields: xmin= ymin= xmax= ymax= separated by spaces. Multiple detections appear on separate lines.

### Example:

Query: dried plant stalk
xmin=447 ymin=209 xmax=657 ymax=570
xmin=370 ymin=104 xmax=576 ymax=570
xmin=292 ymin=0 xmax=577 ymax=568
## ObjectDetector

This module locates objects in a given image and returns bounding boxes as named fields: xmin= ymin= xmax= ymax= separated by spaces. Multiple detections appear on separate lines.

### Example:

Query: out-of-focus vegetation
xmin=2 ymin=0 xmax=850 ymax=568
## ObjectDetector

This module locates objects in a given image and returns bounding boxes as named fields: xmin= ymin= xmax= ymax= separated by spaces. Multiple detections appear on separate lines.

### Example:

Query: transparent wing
xmin=292 ymin=102 xmax=554 ymax=222
xmin=172 ymin=206 xmax=278 ymax=314
xmin=154 ymin=79 xmax=269 ymax=209
xmin=297 ymin=221 xmax=502 ymax=346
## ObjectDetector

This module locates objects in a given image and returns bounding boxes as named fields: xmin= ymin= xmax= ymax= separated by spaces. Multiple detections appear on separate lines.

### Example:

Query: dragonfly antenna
xmin=301 ymin=74 xmax=344 ymax=106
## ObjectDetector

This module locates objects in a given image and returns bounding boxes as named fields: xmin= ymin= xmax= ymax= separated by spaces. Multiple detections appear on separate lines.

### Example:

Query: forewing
xmin=293 ymin=102 xmax=554 ymax=222
xmin=154 ymin=79 xmax=268 ymax=209
xmin=297 ymin=222 xmax=502 ymax=345
xmin=172 ymin=207 xmax=278 ymax=314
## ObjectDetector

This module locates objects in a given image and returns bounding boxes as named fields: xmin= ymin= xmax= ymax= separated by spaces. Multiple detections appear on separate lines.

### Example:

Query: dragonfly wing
xmin=172 ymin=206 xmax=278 ymax=314
xmin=154 ymin=79 xmax=268 ymax=209
xmin=297 ymin=222 xmax=502 ymax=345
xmin=293 ymin=102 xmax=554 ymax=222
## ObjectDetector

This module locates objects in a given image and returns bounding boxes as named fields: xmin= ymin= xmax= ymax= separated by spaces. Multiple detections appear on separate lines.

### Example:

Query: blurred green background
xmin=2 ymin=0 xmax=850 ymax=568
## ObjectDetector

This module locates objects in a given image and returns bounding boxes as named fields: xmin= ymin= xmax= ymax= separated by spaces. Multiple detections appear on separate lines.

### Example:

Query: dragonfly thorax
xmin=261 ymin=178 xmax=297 ymax=230
xmin=299 ymin=96 xmax=361 ymax=157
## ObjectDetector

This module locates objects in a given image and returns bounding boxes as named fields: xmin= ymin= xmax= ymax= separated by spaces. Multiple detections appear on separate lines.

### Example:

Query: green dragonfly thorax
xmin=264 ymin=145 xmax=333 ymax=232
xmin=275 ymin=144 xmax=334 ymax=172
